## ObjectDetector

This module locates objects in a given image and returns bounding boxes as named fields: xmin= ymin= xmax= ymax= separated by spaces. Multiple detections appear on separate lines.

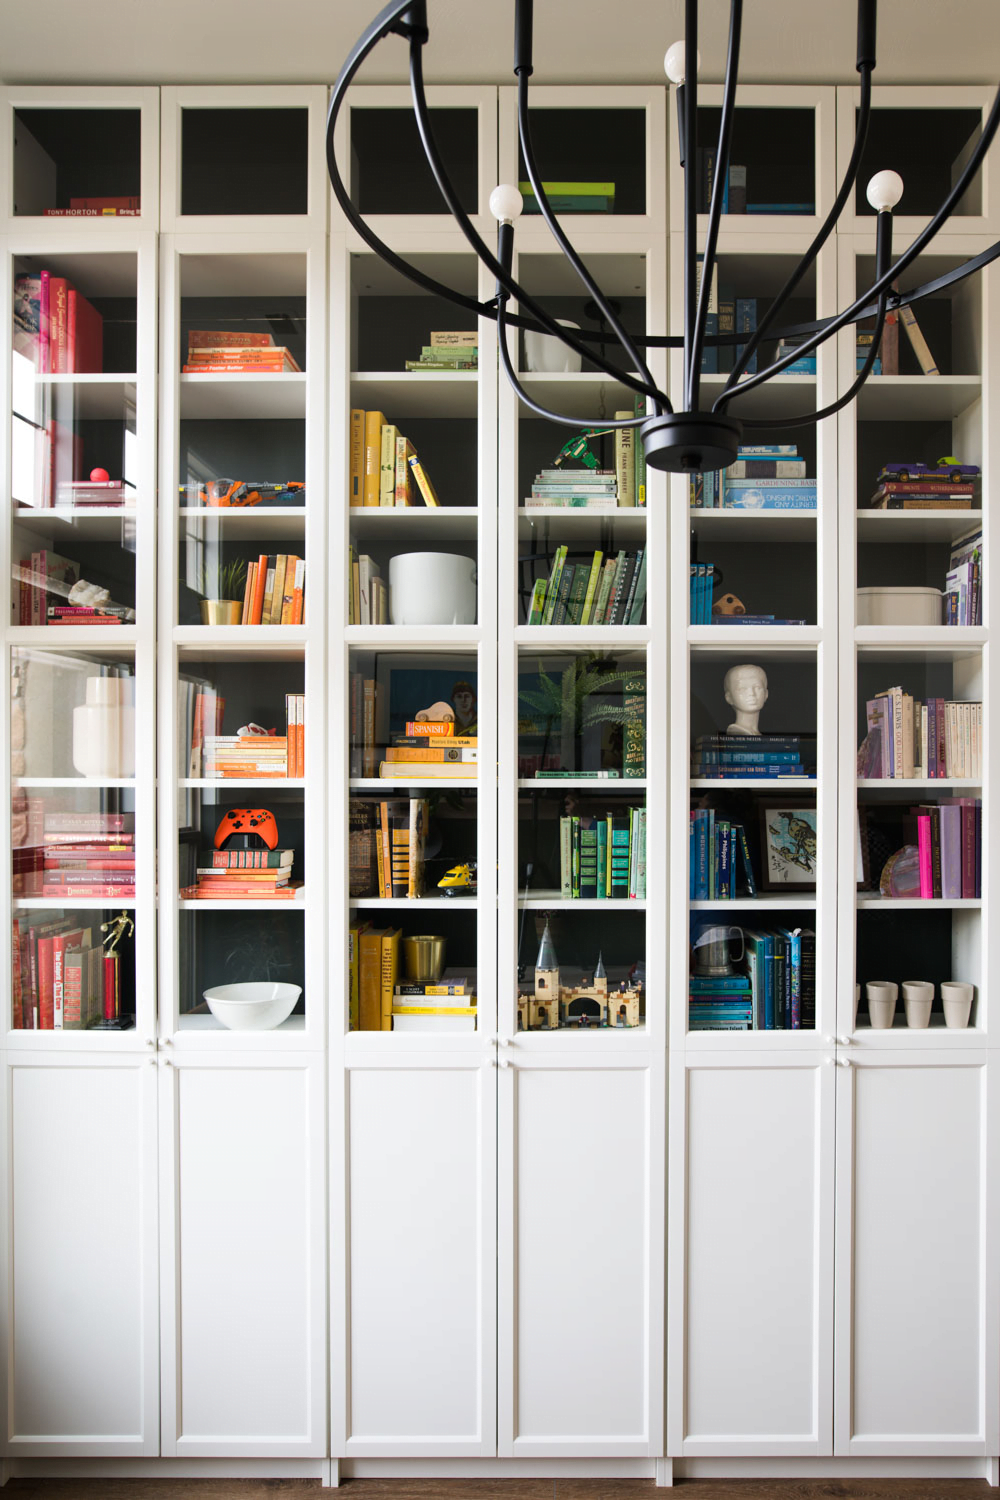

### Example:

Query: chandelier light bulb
xmin=664 ymin=41 xmax=700 ymax=85
xmin=866 ymin=169 xmax=904 ymax=213
xmin=489 ymin=183 xmax=524 ymax=222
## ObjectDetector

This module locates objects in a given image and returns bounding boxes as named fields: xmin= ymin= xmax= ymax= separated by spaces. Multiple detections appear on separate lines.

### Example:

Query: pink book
xmin=917 ymin=814 xmax=933 ymax=899
xmin=49 ymin=277 xmax=69 ymax=373
xmin=67 ymin=287 xmax=103 ymax=373
xmin=38 ymin=269 xmax=51 ymax=374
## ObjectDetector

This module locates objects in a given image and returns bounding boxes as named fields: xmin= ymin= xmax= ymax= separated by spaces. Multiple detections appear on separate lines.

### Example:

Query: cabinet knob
xmin=492 ymin=1034 xmax=510 ymax=1047
xmin=839 ymin=1035 xmax=853 ymax=1046
xmin=839 ymin=1057 xmax=852 ymax=1068
xmin=145 ymin=1037 xmax=155 ymax=1047
xmin=496 ymin=1057 xmax=511 ymax=1070
xmin=162 ymin=1037 xmax=172 ymax=1047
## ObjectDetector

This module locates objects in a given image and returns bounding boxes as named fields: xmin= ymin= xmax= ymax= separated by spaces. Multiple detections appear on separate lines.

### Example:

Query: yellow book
xmin=379 ymin=422 xmax=399 ymax=508
xmin=348 ymin=921 xmax=369 ymax=1031
xmin=351 ymin=557 xmax=361 ymax=625
xmin=380 ymin=928 xmax=401 ymax=1030
xmin=391 ymin=1005 xmax=479 ymax=1017
xmin=580 ymin=549 xmax=604 ymax=624
xmin=407 ymin=451 xmax=441 ymax=507
xmin=614 ymin=409 xmax=635 ymax=507
xmin=358 ymin=926 xmax=388 ymax=1030
xmin=260 ymin=558 xmax=277 ymax=624
xmin=349 ymin=408 xmax=365 ymax=506
xmin=430 ymin=331 xmax=478 ymax=348
xmin=395 ymin=434 xmax=415 ymax=506
xmin=363 ymin=410 xmax=385 ymax=507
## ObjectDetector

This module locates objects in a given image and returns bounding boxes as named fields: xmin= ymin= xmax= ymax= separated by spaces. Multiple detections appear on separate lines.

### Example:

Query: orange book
xmin=291 ymin=557 xmax=305 ymax=624
xmin=280 ymin=555 xmax=298 ymax=624
xmin=250 ymin=553 xmax=268 ymax=624
xmin=241 ymin=562 xmax=256 ymax=624
xmin=297 ymin=694 xmax=305 ymax=778
xmin=182 ymin=361 xmax=293 ymax=373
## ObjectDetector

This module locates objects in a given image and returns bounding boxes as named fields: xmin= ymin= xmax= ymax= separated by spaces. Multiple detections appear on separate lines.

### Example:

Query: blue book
xmin=776 ymin=927 xmax=803 ymax=1030
xmin=734 ymin=822 xmax=757 ymax=897
xmin=717 ymin=821 xmax=731 ymax=898
xmin=701 ymin=312 xmax=719 ymax=374
xmin=721 ymin=490 xmax=817 ymax=511
xmin=698 ymin=750 xmax=802 ymax=764
xmin=735 ymin=298 xmax=757 ymax=375
xmin=689 ymin=975 xmax=752 ymax=991
xmin=691 ymin=765 xmax=808 ymax=778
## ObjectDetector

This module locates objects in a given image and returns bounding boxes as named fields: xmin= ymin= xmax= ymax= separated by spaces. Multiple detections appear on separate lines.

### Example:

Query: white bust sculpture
xmin=724 ymin=662 xmax=768 ymax=736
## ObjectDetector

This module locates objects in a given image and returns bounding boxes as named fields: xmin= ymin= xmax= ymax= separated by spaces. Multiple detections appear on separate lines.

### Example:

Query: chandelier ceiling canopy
xmin=327 ymin=0 xmax=1000 ymax=476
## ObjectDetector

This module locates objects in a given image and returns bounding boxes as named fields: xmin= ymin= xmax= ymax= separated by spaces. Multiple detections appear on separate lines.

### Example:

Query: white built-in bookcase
xmin=0 ymin=73 xmax=998 ymax=1484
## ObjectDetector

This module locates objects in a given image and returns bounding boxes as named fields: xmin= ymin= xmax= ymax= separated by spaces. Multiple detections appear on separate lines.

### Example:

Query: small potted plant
xmin=199 ymin=558 xmax=247 ymax=625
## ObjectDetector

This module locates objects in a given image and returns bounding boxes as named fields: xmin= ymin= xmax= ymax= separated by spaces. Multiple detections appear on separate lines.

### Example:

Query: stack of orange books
xmin=182 ymin=330 xmax=301 ymax=374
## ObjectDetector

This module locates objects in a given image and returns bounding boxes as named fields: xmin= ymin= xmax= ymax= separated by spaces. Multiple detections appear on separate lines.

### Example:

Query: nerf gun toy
xmin=197 ymin=479 xmax=305 ymax=508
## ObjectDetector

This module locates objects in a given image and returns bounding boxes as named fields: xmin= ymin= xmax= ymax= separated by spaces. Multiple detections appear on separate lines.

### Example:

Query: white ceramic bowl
xmin=203 ymin=981 xmax=302 ymax=1031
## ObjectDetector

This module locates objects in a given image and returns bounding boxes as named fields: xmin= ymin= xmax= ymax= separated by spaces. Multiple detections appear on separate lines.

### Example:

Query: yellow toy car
xmin=437 ymin=862 xmax=477 ymax=895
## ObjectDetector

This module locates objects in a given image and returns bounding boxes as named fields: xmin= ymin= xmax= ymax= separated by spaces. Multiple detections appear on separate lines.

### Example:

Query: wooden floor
xmin=2 ymin=1478 xmax=996 ymax=1499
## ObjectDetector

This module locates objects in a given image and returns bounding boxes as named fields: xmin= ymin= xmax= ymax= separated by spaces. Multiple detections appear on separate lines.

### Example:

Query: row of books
xmin=350 ymin=922 xmax=477 ymax=1031
xmin=14 ymin=810 xmax=136 ymax=900
xmin=180 ymin=843 xmax=298 ymax=900
xmin=527 ymin=546 xmax=647 ymax=626
xmin=945 ymin=527 xmax=983 ymax=625
xmin=13 ymin=269 xmax=103 ymax=373
xmin=689 ymin=810 xmax=756 ymax=900
xmin=519 ymin=180 xmax=615 ymax=213
xmin=689 ymin=561 xmax=808 ymax=625
xmin=236 ymin=553 xmax=306 ymax=625
xmin=404 ymin=330 xmax=477 ymax=372
xmin=348 ymin=548 xmax=388 ymax=624
xmin=700 ymin=294 xmax=758 ymax=376
xmin=43 ymin=195 xmax=141 ymax=217
xmin=17 ymin=548 xmax=78 ymax=624
xmin=859 ymin=692 xmax=981 ymax=780
xmin=692 ymin=733 xmax=814 ymax=780
xmin=689 ymin=928 xmax=816 ymax=1031
xmin=12 ymin=913 xmax=126 ymax=1030
xmin=350 ymin=409 xmax=441 ymax=508
xmin=904 ymin=799 xmax=982 ymax=900
xmin=181 ymin=330 xmax=301 ymax=375
xmin=349 ymin=797 xmax=429 ymax=899
xmin=559 ymin=808 xmax=646 ymax=900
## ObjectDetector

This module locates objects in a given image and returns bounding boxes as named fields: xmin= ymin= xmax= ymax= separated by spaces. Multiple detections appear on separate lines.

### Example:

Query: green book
xmin=579 ymin=825 xmax=599 ymax=899
xmin=579 ymin=550 xmax=604 ymax=624
xmin=591 ymin=557 xmax=616 ymax=625
xmin=571 ymin=815 xmax=581 ymax=899
xmin=420 ymin=345 xmax=477 ymax=362
xmin=551 ymin=563 xmax=577 ymax=625
xmin=527 ymin=577 xmax=547 ymax=624
xmin=560 ymin=816 xmax=573 ymax=899
xmin=596 ymin=818 xmax=608 ymax=898
xmin=623 ymin=668 xmax=646 ymax=777
xmin=602 ymin=551 xmax=627 ymax=624
xmin=633 ymin=393 xmax=647 ymax=507
xmin=565 ymin=565 xmax=589 ymax=625
xmin=541 ymin=546 xmax=568 ymax=625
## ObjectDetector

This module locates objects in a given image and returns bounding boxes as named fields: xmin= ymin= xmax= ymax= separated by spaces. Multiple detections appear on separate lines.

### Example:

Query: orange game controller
xmin=214 ymin=808 xmax=279 ymax=850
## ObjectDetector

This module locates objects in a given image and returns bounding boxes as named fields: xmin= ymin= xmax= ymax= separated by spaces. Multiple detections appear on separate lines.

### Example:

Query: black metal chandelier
xmin=327 ymin=0 xmax=1000 ymax=476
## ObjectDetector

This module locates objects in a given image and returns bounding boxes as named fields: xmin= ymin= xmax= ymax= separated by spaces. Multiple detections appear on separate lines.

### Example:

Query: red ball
xmin=89 ymin=467 xmax=110 ymax=482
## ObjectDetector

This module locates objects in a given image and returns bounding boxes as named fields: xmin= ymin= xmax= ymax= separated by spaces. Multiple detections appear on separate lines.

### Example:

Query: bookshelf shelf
xmin=688 ymin=624 xmax=822 ymax=649
xmin=688 ymin=508 xmax=818 ymax=543
xmin=173 ymin=626 xmax=308 ymax=654
xmin=350 ymin=777 xmax=479 ymax=791
xmin=855 ymin=508 xmax=984 ymax=543
xmin=854 ymin=626 xmax=987 ymax=657
xmin=177 ymin=1011 xmax=306 ymax=1033
xmin=855 ymin=896 xmax=982 ymax=910
xmin=698 ymin=371 xmax=818 ymax=420
xmin=689 ymin=777 xmax=816 ymax=790
xmin=348 ymin=896 xmax=478 ymax=910
xmin=349 ymin=506 xmax=480 ymax=542
xmin=177 ymin=506 xmax=307 ymax=541
xmin=7 ymin=626 xmax=138 ymax=650
xmin=344 ymin=624 xmax=482 ymax=648
xmin=518 ymin=891 xmax=646 ymax=911
xmin=857 ymin=777 xmax=982 ymax=792
xmin=689 ymin=897 xmax=819 ymax=911
xmin=25 ymin=372 xmax=138 ymax=418
xmin=518 ymin=508 xmax=648 ymax=542
xmin=178 ymin=372 xmax=307 ymax=419
xmin=14 ymin=776 xmax=137 ymax=789
xmin=179 ymin=778 xmax=307 ymax=790
xmin=13 ymin=505 xmax=140 ymax=542
xmin=350 ymin=370 xmax=479 ymax=419
xmin=177 ymin=896 xmax=307 ymax=911
xmin=14 ymin=897 xmax=138 ymax=911
xmin=513 ymin=625 xmax=651 ymax=647
xmin=514 ymin=371 xmax=637 ymax=421
xmin=855 ymin=373 xmax=982 ymax=421
xmin=518 ymin=777 xmax=647 ymax=790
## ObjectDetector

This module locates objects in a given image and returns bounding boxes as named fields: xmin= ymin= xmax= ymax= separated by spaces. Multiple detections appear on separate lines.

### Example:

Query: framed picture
xmin=757 ymin=800 xmax=818 ymax=892
xmin=374 ymin=654 xmax=479 ymax=742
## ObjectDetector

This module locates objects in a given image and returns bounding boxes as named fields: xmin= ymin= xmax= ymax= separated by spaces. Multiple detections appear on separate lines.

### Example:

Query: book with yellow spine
xmin=407 ymin=451 xmax=441 ymax=507
xmin=580 ymin=549 xmax=605 ymax=624
xmin=395 ymin=433 xmax=415 ymax=506
xmin=380 ymin=928 xmax=401 ymax=1030
xmin=379 ymin=422 xmax=399 ymax=507
xmin=363 ymin=410 xmax=385 ymax=507
xmin=349 ymin=408 xmax=365 ymax=506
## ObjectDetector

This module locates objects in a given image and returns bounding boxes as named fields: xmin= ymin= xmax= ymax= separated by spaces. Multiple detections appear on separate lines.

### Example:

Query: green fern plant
xmin=518 ymin=653 xmax=629 ymax=737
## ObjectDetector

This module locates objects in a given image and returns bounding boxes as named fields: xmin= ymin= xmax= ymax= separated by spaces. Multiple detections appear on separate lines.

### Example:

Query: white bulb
xmin=866 ymin=169 xmax=904 ymax=213
xmin=664 ymin=40 xmax=699 ymax=85
xmin=490 ymin=183 xmax=524 ymax=222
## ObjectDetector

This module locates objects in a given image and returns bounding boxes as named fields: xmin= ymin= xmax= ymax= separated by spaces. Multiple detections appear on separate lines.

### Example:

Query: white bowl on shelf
xmin=203 ymin=982 xmax=302 ymax=1031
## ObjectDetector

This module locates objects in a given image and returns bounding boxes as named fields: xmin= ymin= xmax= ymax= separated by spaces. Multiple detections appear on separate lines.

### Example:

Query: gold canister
xmin=200 ymin=599 xmax=244 ymax=625
xmin=402 ymin=934 xmax=447 ymax=984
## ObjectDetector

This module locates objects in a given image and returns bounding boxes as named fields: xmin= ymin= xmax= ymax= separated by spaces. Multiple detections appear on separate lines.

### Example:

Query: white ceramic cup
xmin=941 ymin=981 xmax=974 ymax=1029
xmin=389 ymin=552 xmax=477 ymax=626
xmin=866 ymin=980 xmax=898 ymax=1030
xmin=902 ymin=979 xmax=934 ymax=1029
xmin=853 ymin=983 xmax=860 ymax=1031
xmin=523 ymin=318 xmax=582 ymax=373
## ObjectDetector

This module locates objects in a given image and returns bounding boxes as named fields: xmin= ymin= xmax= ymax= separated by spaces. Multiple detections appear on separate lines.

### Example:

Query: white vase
xmin=866 ymin=980 xmax=898 ymax=1030
xmin=902 ymin=980 xmax=934 ymax=1029
xmin=72 ymin=676 xmax=135 ymax=778
xmin=523 ymin=318 xmax=582 ymax=373
xmin=941 ymin=981 xmax=973 ymax=1029
xmin=389 ymin=552 xmax=477 ymax=626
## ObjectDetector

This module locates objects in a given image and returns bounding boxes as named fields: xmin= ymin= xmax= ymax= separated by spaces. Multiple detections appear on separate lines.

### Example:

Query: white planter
xmin=389 ymin=552 xmax=477 ymax=626
xmin=902 ymin=980 xmax=934 ymax=1028
xmin=856 ymin=586 xmax=943 ymax=627
xmin=941 ymin=981 xmax=974 ymax=1029
xmin=524 ymin=318 xmax=582 ymax=373
xmin=866 ymin=980 xmax=898 ymax=1029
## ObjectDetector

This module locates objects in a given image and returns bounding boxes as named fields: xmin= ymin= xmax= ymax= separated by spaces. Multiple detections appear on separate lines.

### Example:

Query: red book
xmin=916 ymin=814 xmax=933 ymax=899
xmin=188 ymin=330 xmax=275 ymax=349
xmin=37 ymin=935 xmax=55 ymax=1029
xmin=52 ymin=928 xmax=85 ymax=1028
xmin=70 ymin=196 xmax=141 ymax=210
xmin=67 ymin=287 xmax=103 ymax=373
xmin=49 ymin=278 xmax=69 ymax=373
xmin=42 ymin=883 xmax=135 ymax=897
xmin=181 ymin=361 xmax=293 ymax=373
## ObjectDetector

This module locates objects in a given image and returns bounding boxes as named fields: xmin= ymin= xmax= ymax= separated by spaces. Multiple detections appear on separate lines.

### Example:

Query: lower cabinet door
xmin=497 ymin=1050 xmax=664 ymax=1458
xmin=668 ymin=1049 xmax=835 ymax=1456
xmin=2 ymin=1049 xmax=159 ymax=1457
xmin=834 ymin=1049 xmax=998 ymax=1457
xmin=158 ymin=1050 xmax=326 ymax=1457
xmin=334 ymin=1050 xmax=496 ymax=1457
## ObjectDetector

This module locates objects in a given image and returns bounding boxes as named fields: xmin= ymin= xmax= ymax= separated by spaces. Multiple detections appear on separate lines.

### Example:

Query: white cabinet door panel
xmin=669 ymin=1050 xmax=834 ymax=1456
xmin=3 ymin=1052 xmax=158 ymax=1456
xmin=498 ymin=1052 xmax=664 ymax=1458
xmin=159 ymin=1052 xmax=326 ymax=1457
xmin=835 ymin=1051 xmax=997 ymax=1456
xmin=340 ymin=1054 xmax=495 ymax=1456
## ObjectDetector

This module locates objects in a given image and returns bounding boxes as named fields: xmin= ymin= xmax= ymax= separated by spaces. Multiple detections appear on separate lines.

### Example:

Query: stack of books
xmin=182 ymin=846 xmax=297 ymax=900
xmin=17 ymin=549 xmax=79 ymax=624
xmin=559 ymin=807 xmax=646 ymax=899
xmin=349 ymin=796 xmax=430 ymax=898
xmin=350 ymin=409 xmax=441 ymax=507
xmin=55 ymin=477 xmax=130 ymax=508
xmin=519 ymin=180 xmax=614 ymax=213
xmin=691 ymin=444 xmax=810 ymax=508
xmin=238 ymin=553 xmax=305 ymax=625
xmin=203 ymin=734 xmax=288 ymax=779
xmin=860 ymin=691 xmax=982 ymax=779
xmin=380 ymin=721 xmax=477 ymax=779
xmin=11 ymin=913 xmax=115 ymax=1030
xmin=31 ymin=812 xmax=136 ymax=900
xmin=392 ymin=975 xmax=477 ymax=1033
xmin=182 ymin=330 xmax=301 ymax=374
xmin=43 ymin=195 xmax=140 ymax=218
xmin=945 ymin=526 xmax=983 ymax=625
xmin=691 ymin=733 xmax=812 ymax=780
xmin=527 ymin=546 xmax=646 ymax=626
xmin=404 ymin=330 xmax=477 ymax=372
xmin=524 ymin=469 xmax=618 ymax=511
xmin=689 ymin=974 xmax=754 ymax=1031
xmin=689 ymin=812 xmax=756 ymax=899
xmin=348 ymin=549 xmax=388 ymax=624
xmin=865 ymin=469 xmax=977 ymax=510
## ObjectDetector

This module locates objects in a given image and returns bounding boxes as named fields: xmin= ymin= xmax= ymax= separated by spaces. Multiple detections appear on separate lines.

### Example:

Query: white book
xmin=391 ymin=1012 xmax=478 ymax=1033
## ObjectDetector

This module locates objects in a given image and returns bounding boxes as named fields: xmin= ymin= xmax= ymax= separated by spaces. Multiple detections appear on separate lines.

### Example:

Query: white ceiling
xmin=1 ymin=0 xmax=999 ymax=88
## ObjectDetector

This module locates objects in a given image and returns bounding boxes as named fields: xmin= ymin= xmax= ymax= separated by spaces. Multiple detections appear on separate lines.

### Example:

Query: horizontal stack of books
xmin=559 ymin=807 xmax=646 ymax=899
xmin=350 ymin=409 xmax=441 ymax=507
xmin=689 ymin=974 xmax=754 ymax=1031
xmin=348 ymin=549 xmax=388 ymax=624
xmin=43 ymin=195 xmax=140 ymax=218
xmin=524 ymin=468 xmax=618 ymax=511
xmin=519 ymin=180 xmax=614 ymax=213
xmin=865 ymin=466 xmax=978 ymax=510
xmin=12 ymin=913 xmax=118 ymax=1030
xmin=238 ymin=553 xmax=305 ymax=625
xmin=182 ymin=330 xmax=301 ymax=374
xmin=380 ymin=726 xmax=477 ymax=780
xmin=203 ymin=733 xmax=288 ymax=779
xmin=404 ymin=330 xmax=477 ymax=372
xmin=19 ymin=811 xmax=136 ymax=900
xmin=181 ymin=845 xmax=297 ymax=900
xmin=527 ymin=546 xmax=646 ymax=626
xmin=392 ymin=976 xmax=477 ymax=1033
xmin=945 ymin=526 xmax=983 ymax=625
xmin=690 ymin=444 xmax=812 ymax=508
xmin=349 ymin=796 xmax=430 ymax=898
xmin=55 ymin=477 xmax=131 ymax=508
xmin=859 ymin=691 xmax=982 ymax=779
xmin=689 ymin=812 xmax=756 ymax=899
xmin=692 ymin=733 xmax=813 ymax=780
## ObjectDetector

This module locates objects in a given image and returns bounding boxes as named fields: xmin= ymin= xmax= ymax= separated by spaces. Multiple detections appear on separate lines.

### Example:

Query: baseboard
xmin=675 ymin=1456 xmax=993 ymax=1479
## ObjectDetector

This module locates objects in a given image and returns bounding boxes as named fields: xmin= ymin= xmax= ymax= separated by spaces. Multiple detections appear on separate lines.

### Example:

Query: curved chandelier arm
xmin=687 ymin=0 xmax=742 ymax=411
xmin=496 ymin=294 xmax=648 ymax=430
xmin=715 ymin=78 xmax=1000 ymax=413
xmin=724 ymin=47 xmax=874 ymax=391
xmin=517 ymin=69 xmax=666 ymax=413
